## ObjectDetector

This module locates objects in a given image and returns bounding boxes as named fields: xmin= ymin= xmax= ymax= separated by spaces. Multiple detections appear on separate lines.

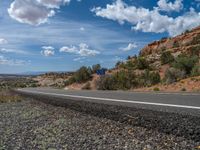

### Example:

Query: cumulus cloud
xmin=0 ymin=55 xmax=28 ymax=66
xmin=92 ymin=0 xmax=200 ymax=36
xmin=157 ymin=0 xmax=183 ymax=12
xmin=120 ymin=43 xmax=137 ymax=51
xmin=60 ymin=43 xmax=100 ymax=57
xmin=0 ymin=48 xmax=27 ymax=54
xmin=8 ymin=0 xmax=69 ymax=25
xmin=78 ymin=43 xmax=100 ymax=56
xmin=41 ymin=46 xmax=55 ymax=56
xmin=60 ymin=45 xmax=78 ymax=53
xmin=37 ymin=0 xmax=70 ymax=8
xmin=0 ymin=38 xmax=8 ymax=44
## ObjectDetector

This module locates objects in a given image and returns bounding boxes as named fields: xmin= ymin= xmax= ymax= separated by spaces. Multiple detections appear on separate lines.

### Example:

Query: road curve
xmin=15 ymin=88 xmax=200 ymax=116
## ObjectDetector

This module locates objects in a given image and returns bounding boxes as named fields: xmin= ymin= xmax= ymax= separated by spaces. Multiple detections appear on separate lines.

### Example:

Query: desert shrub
xmin=181 ymin=88 xmax=186 ymax=91
xmin=139 ymin=70 xmax=161 ymax=87
xmin=115 ymin=61 xmax=123 ymax=68
xmin=173 ymin=41 xmax=179 ymax=48
xmin=184 ymin=30 xmax=190 ymax=34
xmin=191 ymin=65 xmax=200 ymax=77
xmin=153 ymin=87 xmax=160 ymax=91
xmin=164 ymin=67 xmax=186 ymax=84
xmin=124 ymin=60 xmax=137 ymax=70
xmin=136 ymin=57 xmax=149 ymax=70
xmin=65 ymin=76 xmax=76 ymax=85
xmin=0 ymin=90 xmax=22 ymax=103
xmin=172 ymin=55 xmax=198 ymax=75
xmin=82 ymin=82 xmax=91 ymax=90
xmin=96 ymin=75 xmax=116 ymax=90
xmin=127 ymin=56 xmax=131 ymax=60
xmin=190 ymin=34 xmax=200 ymax=45
xmin=96 ymin=70 xmax=138 ymax=90
xmin=74 ymin=66 xmax=92 ymax=83
xmin=65 ymin=66 xmax=92 ymax=85
xmin=92 ymin=64 xmax=101 ymax=73
xmin=161 ymin=51 xmax=174 ymax=65
xmin=113 ymin=70 xmax=138 ymax=90
xmin=189 ymin=46 xmax=200 ymax=56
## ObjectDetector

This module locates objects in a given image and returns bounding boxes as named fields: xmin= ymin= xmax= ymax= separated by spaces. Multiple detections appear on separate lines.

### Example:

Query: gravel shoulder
xmin=0 ymin=99 xmax=200 ymax=150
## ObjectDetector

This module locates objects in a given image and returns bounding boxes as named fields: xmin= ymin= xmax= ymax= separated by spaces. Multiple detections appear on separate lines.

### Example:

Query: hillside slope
xmin=40 ymin=27 xmax=200 ymax=92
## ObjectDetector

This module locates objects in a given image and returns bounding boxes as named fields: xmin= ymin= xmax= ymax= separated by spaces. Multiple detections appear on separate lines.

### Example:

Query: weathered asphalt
xmin=15 ymin=88 xmax=200 ymax=116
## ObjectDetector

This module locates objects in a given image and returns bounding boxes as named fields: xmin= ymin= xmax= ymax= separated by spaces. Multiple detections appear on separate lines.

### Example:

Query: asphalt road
xmin=16 ymin=88 xmax=200 ymax=116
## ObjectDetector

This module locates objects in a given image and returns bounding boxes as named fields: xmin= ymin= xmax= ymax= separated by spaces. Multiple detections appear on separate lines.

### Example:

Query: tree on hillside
xmin=172 ymin=55 xmax=198 ymax=75
xmin=74 ymin=66 xmax=92 ymax=83
xmin=161 ymin=51 xmax=174 ymax=65
xmin=92 ymin=64 xmax=101 ymax=73
xmin=136 ymin=57 xmax=149 ymax=70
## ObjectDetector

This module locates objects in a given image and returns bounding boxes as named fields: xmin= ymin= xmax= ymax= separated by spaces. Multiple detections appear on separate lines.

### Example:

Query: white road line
xmin=17 ymin=89 xmax=200 ymax=110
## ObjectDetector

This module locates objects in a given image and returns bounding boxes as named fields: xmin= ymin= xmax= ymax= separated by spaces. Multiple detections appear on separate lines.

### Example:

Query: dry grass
xmin=0 ymin=90 xmax=22 ymax=103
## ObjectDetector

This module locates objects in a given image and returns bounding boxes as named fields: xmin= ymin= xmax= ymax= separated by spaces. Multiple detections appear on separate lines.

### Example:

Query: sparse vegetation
xmin=181 ymin=88 xmax=187 ymax=91
xmin=161 ymin=51 xmax=174 ymax=65
xmin=0 ymin=90 xmax=22 ymax=103
xmin=66 ymin=66 xmax=92 ymax=85
xmin=96 ymin=75 xmax=116 ymax=90
xmin=92 ymin=64 xmax=101 ymax=74
xmin=153 ymin=87 xmax=160 ymax=91
xmin=164 ymin=68 xmax=186 ymax=84
xmin=136 ymin=57 xmax=149 ymax=70
xmin=172 ymin=55 xmax=198 ymax=75
xmin=190 ymin=34 xmax=200 ymax=45
xmin=191 ymin=65 xmax=200 ymax=77
xmin=0 ymin=77 xmax=39 ymax=90
xmin=173 ymin=41 xmax=180 ymax=48
xmin=138 ymin=70 xmax=161 ymax=87
xmin=188 ymin=46 xmax=200 ymax=56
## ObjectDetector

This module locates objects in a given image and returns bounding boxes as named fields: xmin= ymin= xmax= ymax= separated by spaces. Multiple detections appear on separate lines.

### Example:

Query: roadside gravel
xmin=0 ymin=99 xmax=199 ymax=150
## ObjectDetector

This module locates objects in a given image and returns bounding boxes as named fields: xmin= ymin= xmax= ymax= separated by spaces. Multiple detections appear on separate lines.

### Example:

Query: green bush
xmin=164 ymin=67 xmax=186 ymax=84
xmin=113 ymin=70 xmax=137 ymax=90
xmin=92 ymin=64 xmax=101 ymax=73
xmin=124 ymin=60 xmax=137 ymax=70
xmin=173 ymin=41 xmax=179 ymax=48
xmin=172 ymin=55 xmax=198 ymax=75
xmin=65 ymin=66 xmax=92 ymax=85
xmin=181 ymin=88 xmax=186 ymax=91
xmin=189 ymin=46 xmax=200 ymax=56
xmin=191 ymin=65 xmax=200 ymax=77
xmin=96 ymin=75 xmax=116 ymax=90
xmin=153 ymin=87 xmax=160 ymax=91
xmin=96 ymin=70 xmax=138 ymax=90
xmin=74 ymin=66 xmax=92 ymax=83
xmin=136 ymin=57 xmax=149 ymax=70
xmin=161 ymin=51 xmax=174 ymax=65
xmin=139 ymin=70 xmax=161 ymax=87
xmin=190 ymin=34 xmax=200 ymax=45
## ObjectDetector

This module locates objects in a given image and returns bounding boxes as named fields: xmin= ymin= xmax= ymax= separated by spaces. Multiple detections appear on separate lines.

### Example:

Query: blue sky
xmin=0 ymin=0 xmax=200 ymax=74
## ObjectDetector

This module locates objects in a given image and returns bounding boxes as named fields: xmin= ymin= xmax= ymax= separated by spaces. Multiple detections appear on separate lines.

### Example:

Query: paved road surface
xmin=16 ymin=88 xmax=200 ymax=116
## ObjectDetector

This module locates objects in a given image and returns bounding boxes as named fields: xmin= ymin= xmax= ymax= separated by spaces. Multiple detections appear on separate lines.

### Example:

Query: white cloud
xmin=157 ymin=0 xmax=183 ymax=12
xmin=8 ymin=0 xmax=69 ymax=25
xmin=41 ymin=46 xmax=55 ymax=56
xmin=60 ymin=45 xmax=78 ymax=53
xmin=121 ymin=43 xmax=137 ymax=51
xmin=0 ymin=38 xmax=8 ymax=44
xmin=92 ymin=0 xmax=200 ymax=36
xmin=60 ymin=43 xmax=100 ymax=57
xmin=0 ymin=55 xmax=28 ymax=66
xmin=37 ymin=0 xmax=70 ymax=8
xmin=0 ymin=48 xmax=27 ymax=54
